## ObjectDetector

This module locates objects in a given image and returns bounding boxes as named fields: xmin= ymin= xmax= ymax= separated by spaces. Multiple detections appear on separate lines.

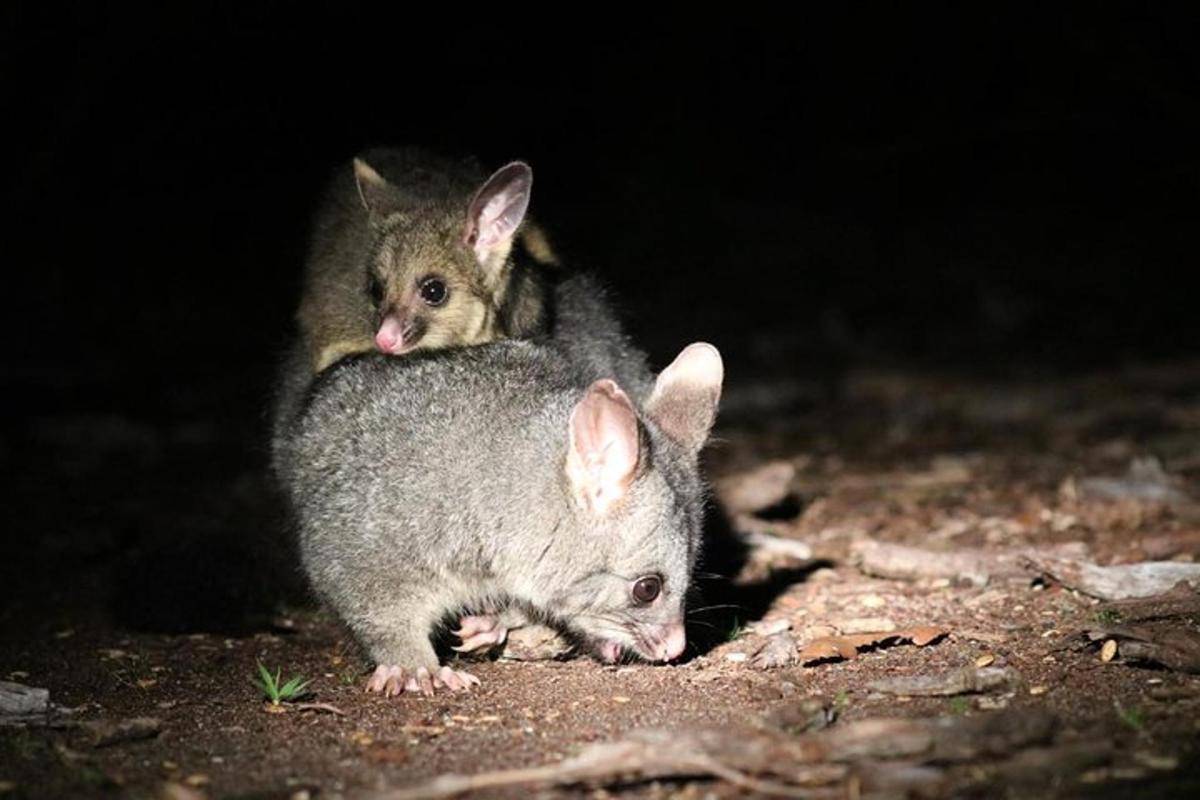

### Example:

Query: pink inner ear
xmin=568 ymin=380 xmax=640 ymax=514
xmin=475 ymin=193 xmax=525 ymax=249
xmin=465 ymin=162 xmax=531 ymax=259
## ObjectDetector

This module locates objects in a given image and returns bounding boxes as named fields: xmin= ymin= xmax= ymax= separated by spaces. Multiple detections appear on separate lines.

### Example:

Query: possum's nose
xmin=375 ymin=310 xmax=421 ymax=354
xmin=654 ymin=621 xmax=686 ymax=662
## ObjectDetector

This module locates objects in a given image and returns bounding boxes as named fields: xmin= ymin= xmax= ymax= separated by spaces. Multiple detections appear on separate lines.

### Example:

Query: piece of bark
xmin=368 ymin=710 xmax=1055 ymax=800
xmin=984 ymin=740 xmax=1114 ymax=789
xmin=367 ymin=726 xmax=842 ymax=800
xmin=852 ymin=540 xmax=1088 ymax=585
xmin=1079 ymin=624 xmax=1200 ymax=673
xmin=1023 ymin=556 xmax=1200 ymax=600
xmin=83 ymin=716 xmax=161 ymax=747
xmin=819 ymin=709 xmax=1055 ymax=763
xmin=867 ymin=666 xmax=1020 ymax=696
xmin=0 ymin=681 xmax=50 ymax=718
xmin=1090 ymin=581 xmax=1200 ymax=621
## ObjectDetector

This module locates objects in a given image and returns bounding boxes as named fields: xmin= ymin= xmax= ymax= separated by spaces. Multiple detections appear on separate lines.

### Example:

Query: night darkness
xmin=7 ymin=9 xmax=1198 ymax=420
xmin=5 ymin=8 xmax=1200 ymax=796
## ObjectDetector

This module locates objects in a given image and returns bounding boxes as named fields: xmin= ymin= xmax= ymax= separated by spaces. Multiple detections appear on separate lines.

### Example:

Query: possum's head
xmin=353 ymin=157 xmax=532 ymax=355
xmin=553 ymin=343 xmax=723 ymax=664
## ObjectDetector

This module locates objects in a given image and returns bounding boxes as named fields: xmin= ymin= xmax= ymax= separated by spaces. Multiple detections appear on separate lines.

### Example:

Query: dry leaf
xmin=797 ymin=627 xmax=948 ymax=665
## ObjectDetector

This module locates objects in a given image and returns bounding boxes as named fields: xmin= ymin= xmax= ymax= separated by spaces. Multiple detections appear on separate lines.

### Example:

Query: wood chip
xmin=1100 ymin=640 xmax=1118 ymax=662
xmin=974 ymin=654 xmax=995 ymax=668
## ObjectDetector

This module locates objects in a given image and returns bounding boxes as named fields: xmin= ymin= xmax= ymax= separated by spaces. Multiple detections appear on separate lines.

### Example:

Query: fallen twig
xmin=867 ymin=665 xmax=1020 ymax=696
xmin=294 ymin=702 xmax=347 ymax=716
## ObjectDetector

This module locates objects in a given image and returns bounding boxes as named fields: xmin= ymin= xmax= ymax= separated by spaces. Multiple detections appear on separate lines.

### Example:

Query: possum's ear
xmin=645 ymin=343 xmax=724 ymax=454
xmin=353 ymin=158 xmax=400 ymax=217
xmin=566 ymin=379 xmax=640 ymax=516
xmin=464 ymin=161 xmax=532 ymax=275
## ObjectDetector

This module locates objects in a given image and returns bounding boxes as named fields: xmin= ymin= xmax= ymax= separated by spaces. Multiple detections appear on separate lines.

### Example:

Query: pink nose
xmin=374 ymin=314 xmax=407 ymax=354
xmin=655 ymin=621 xmax=686 ymax=662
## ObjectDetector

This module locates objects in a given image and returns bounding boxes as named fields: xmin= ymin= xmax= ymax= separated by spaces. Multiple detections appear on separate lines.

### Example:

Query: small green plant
xmin=254 ymin=660 xmax=311 ymax=706
xmin=1114 ymin=701 xmax=1144 ymax=733
xmin=948 ymin=697 xmax=970 ymax=715
xmin=1093 ymin=608 xmax=1123 ymax=625
xmin=726 ymin=617 xmax=744 ymax=642
xmin=832 ymin=689 xmax=850 ymax=711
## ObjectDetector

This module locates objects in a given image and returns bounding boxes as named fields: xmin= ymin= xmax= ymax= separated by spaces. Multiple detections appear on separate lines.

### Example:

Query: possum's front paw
xmin=451 ymin=615 xmax=510 ymax=653
xmin=365 ymin=664 xmax=480 ymax=697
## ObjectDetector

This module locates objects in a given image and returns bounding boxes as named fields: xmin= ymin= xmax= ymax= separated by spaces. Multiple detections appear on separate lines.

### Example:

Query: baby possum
xmin=297 ymin=147 xmax=554 ymax=374
xmin=275 ymin=339 xmax=723 ymax=695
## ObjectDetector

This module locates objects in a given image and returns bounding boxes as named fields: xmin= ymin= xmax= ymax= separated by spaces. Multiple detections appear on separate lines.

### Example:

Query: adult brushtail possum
xmin=274 ymin=339 xmax=723 ymax=696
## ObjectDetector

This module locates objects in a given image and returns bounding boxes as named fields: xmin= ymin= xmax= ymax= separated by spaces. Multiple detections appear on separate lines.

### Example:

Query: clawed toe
xmin=366 ymin=664 xmax=407 ymax=697
xmin=366 ymin=663 xmax=481 ymax=697
xmin=435 ymin=666 xmax=480 ymax=691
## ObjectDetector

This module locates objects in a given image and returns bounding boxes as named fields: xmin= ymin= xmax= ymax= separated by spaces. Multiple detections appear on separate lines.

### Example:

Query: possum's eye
xmin=631 ymin=575 xmax=662 ymax=605
xmin=418 ymin=277 xmax=449 ymax=307
xmin=367 ymin=275 xmax=384 ymax=306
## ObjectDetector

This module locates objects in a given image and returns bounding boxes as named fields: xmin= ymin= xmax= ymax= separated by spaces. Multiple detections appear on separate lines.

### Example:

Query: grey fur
xmin=274 ymin=340 xmax=719 ymax=675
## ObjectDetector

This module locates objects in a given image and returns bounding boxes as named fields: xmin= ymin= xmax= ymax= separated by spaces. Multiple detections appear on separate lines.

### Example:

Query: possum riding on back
xmin=297 ymin=147 xmax=555 ymax=373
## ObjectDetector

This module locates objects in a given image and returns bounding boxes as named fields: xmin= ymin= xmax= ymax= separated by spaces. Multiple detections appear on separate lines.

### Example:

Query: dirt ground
xmin=4 ymin=360 xmax=1200 ymax=799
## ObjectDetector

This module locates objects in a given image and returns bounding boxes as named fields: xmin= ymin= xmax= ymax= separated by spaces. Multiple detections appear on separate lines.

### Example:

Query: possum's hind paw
xmin=452 ymin=614 xmax=509 ymax=653
xmin=366 ymin=664 xmax=479 ymax=697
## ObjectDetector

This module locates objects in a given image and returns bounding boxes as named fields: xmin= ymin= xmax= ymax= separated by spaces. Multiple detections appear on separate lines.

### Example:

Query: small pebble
xmin=724 ymin=652 xmax=748 ymax=663
xmin=975 ymin=654 xmax=995 ymax=668
xmin=184 ymin=774 xmax=210 ymax=788
xmin=1029 ymin=685 xmax=1049 ymax=696
xmin=1100 ymin=639 xmax=1118 ymax=663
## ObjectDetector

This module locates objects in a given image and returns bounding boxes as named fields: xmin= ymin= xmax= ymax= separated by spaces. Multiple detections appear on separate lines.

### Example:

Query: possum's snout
xmin=374 ymin=309 xmax=426 ymax=354
xmin=648 ymin=620 xmax=686 ymax=662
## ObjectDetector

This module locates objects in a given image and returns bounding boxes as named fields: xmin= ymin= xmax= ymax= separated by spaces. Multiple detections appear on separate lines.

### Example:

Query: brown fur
xmin=296 ymin=147 xmax=552 ymax=374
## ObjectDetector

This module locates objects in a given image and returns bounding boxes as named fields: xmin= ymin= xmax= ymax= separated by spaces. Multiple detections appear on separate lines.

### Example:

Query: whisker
xmin=688 ymin=603 xmax=746 ymax=615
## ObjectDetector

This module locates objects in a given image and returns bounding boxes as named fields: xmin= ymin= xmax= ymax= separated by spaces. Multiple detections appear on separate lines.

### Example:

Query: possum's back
xmin=279 ymin=340 xmax=582 ymax=558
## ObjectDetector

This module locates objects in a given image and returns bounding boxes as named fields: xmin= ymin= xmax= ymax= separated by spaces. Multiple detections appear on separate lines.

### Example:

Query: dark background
xmin=4 ymin=8 xmax=1199 ymax=424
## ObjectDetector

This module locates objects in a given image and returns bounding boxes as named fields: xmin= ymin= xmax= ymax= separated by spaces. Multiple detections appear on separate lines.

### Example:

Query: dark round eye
xmin=367 ymin=275 xmax=384 ymax=306
xmin=631 ymin=575 xmax=662 ymax=605
xmin=419 ymin=277 xmax=448 ymax=307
